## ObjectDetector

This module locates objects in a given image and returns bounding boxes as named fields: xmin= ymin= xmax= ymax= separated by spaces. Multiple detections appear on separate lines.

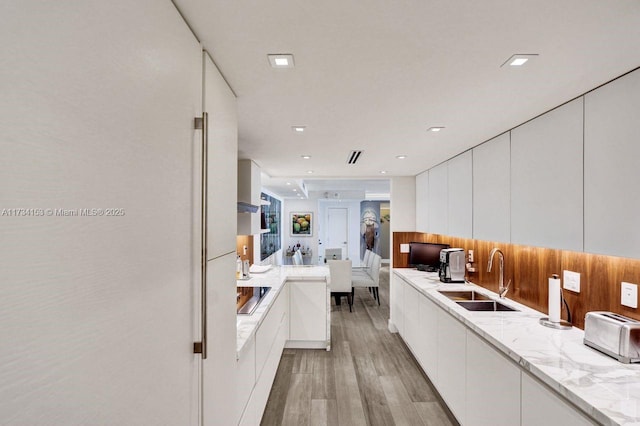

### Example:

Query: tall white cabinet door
xmin=447 ymin=151 xmax=473 ymax=238
xmin=465 ymin=332 xmax=520 ymax=426
xmin=428 ymin=163 xmax=449 ymax=235
xmin=584 ymin=70 xmax=640 ymax=258
xmin=416 ymin=171 xmax=429 ymax=232
xmin=205 ymin=54 xmax=238 ymax=259
xmin=203 ymin=253 xmax=238 ymax=426
xmin=0 ymin=3 xmax=201 ymax=425
xmin=511 ymin=98 xmax=584 ymax=251
xmin=473 ymin=133 xmax=511 ymax=243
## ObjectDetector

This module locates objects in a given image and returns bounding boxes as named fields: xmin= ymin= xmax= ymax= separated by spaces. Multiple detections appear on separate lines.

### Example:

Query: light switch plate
xmin=400 ymin=244 xmax=410 ymax=253
xmin=621 ymin=282 xmax=638 ymax=308
xmin=563 ymin=270 xmax=580 ymax=293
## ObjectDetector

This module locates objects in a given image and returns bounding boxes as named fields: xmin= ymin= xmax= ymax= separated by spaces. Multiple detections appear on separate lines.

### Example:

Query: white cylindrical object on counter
xmin=548 ymin=275 xmax=561 ymax=323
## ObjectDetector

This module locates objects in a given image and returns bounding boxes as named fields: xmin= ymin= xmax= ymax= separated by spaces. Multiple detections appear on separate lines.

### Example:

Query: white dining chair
xmin=328 ymin=259 xmax=353 ymax=312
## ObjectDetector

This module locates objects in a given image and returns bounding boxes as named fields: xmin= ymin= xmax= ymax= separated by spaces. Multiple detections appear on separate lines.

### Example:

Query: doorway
xmin=326 ymin=207 xmax=348 ymax=260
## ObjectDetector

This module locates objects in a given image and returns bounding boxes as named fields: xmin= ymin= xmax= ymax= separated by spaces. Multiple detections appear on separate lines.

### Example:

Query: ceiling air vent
xmin=347 ymin=150 xmax=363 ymax=164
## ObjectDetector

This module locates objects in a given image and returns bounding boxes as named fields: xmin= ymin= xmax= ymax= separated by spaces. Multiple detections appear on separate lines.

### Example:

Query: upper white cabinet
xmin=205 ymin=54 xmax=238 ymax=259
xmin=237 ymin=160 xmax=262 ymax=235
xmin=584 ymin=70 xmax=640 ymax=259
xmin=415 ymin=171 xmax=429 ymax=233
xmin=447 ymin=151 xmax=473 ymax=238
xmin=511 ymin=98 xmax=584 ymax=251
xmin=428 ymin=163 xmax=448 ymax=235
xmin=473 ymin=133 xmax=511 ymax=243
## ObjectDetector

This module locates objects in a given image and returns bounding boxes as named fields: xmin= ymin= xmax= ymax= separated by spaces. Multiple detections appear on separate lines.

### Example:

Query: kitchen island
xmin=391 ymin=268 xmax=640 ymax=426
xmin=234 ymin=265 xmax=330 ymax=425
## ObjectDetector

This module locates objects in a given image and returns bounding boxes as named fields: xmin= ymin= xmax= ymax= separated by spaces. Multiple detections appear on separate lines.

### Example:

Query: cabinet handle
xmin=193 ymin=112 xmax=209 ymax=359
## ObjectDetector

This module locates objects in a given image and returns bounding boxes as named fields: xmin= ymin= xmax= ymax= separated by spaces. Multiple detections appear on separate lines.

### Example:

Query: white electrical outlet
xmin=468 ymin=250 xmax=474 ymax=263
xmin=621 ymin=282 xmax=638 ymax=308
xmin=400 ymin=244 xmax=410 ymax=253
xmin=563 ymin=270 xmax=581 ymax=293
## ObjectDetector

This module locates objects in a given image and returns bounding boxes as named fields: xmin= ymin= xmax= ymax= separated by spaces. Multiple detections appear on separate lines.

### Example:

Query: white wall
xmin=0 ymin=2 xmax=202 ymax=424
xmin=284 ymin=199 xmax=319 ymax=263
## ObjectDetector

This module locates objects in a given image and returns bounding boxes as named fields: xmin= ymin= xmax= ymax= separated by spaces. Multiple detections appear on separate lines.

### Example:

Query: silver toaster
xmin=583 ymin=311 xmax=640 ymax=364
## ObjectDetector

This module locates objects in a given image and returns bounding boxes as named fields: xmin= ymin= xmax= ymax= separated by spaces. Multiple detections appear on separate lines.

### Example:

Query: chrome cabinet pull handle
xmin=193 ymin=112 xmax=208 ymax=359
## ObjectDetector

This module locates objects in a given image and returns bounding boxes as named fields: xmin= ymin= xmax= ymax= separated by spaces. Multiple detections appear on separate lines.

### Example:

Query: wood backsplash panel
xmin=393 ymin=231 xmax=640 ymax=329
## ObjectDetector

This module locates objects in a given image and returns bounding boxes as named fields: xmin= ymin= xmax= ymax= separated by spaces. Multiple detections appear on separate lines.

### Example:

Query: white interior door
xmin=327 ymin=207 xmax=349 ymax=259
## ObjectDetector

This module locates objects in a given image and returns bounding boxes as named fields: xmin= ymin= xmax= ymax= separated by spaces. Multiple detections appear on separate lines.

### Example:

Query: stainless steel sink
xmin=438 ymin=290 xmax=492 ymax=301
xmin=456 ymin=300 xmax=518 ymax=312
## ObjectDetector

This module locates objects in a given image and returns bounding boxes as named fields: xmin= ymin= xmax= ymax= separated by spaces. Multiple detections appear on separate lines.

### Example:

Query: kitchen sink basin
xmin=456 ymin=300 xmax=518 ymax=312
xmin=438 ymin=290 xmax=492 ymax=301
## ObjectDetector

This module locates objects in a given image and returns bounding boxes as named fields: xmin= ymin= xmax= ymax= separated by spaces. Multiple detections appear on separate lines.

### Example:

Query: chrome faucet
xmin=487 ymin=248 xmax=510 ymax=298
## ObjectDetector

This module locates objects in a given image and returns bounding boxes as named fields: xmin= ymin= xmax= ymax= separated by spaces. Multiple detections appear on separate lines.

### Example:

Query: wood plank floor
xmin=261 ymin=266 xmax=457 ymax=426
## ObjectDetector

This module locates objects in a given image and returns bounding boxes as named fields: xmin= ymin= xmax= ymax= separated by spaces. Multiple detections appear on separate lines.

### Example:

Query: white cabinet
xmin=236 ymin=335 xmax=256 ymax=425
xmin=511 ymin=98 xmax=584 ymax=251
xmin=447 ymin=151 xmax=473 ymax=239
xmin=416 ymin=292 xmax=438 ymax=382
xmin=204 ymin=254 xmax=238 ymax=426
xmin=389 ymin=273 xmax=405 ymax=334
xmin=205 ymin=54 xmax=238 ymax=258
xmin=521 ymin=373 xmax=595 ymax=426
xmin=465 ymin=332 xmax=521 ymax=426
xmin=237 ymin=159 xmax=262 ymax=235
xmin=288 ymin=280 xmax=328 ymax=348
xmin=584 ymin=70 xmax=640 ymax=259
xmin=244 ymin=284 xmax=290 ymax=424
xmin=428 ymin=163 xmax=448 ymax=235
xmin=402 ymin=282 xmax=421 ymax=352
xmin=415 ymin=171 xmax=429 ymax=233
xmin=436 ymin=309 xmax=466 ymax=424
xmin=473 ymin=133 xmax=511 ymax=243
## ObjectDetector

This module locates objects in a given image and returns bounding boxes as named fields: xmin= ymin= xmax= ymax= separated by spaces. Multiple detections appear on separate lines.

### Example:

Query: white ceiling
xmin=175 ymin=0 xmax=640 ymax=196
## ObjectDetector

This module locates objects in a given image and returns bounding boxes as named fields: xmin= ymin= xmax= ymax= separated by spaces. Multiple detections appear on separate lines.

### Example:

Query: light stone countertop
xmin=393 ymin=267 xmax=640 ymax=426
xmin=236 ymin=265 xmax=330 ymax=355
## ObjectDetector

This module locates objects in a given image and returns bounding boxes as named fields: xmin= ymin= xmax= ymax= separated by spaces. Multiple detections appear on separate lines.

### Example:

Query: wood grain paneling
xmin=236 ymin=235 xmax=254 ymax=263
xmin=393 ymin=232 xmax=640 ymax=329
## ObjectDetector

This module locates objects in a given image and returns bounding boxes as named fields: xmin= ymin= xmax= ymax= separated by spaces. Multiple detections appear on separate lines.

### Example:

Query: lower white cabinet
xmin=466 ymin=332 xmax=521 ymax=426
xmin=521 ymin=373 xmax=595 ymax=426
xmin=417 ymin=294 xmax=438 ymax=382
xmin=436 ymin=308 xmax=467 ymax=424
xmin=288 ymin=280 xmax=328 ymax=348
xmin=390 ymin=273 xmax=405 ymax=334
xmin=393 ymin=273 xmax=596 ymax=426
xmin=236 ymin=335 xmax=256 ymax=424
xmin=403 ymin=282 xmax=420 ymax=352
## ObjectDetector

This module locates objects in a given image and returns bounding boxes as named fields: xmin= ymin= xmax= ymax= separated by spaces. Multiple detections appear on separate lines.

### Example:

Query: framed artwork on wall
xmin=291 ymin=212 xmax=312 ymax=236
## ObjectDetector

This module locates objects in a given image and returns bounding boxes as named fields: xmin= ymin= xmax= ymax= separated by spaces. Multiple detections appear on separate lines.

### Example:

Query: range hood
xmin=237 ymin=201 xmax=259 ymax=213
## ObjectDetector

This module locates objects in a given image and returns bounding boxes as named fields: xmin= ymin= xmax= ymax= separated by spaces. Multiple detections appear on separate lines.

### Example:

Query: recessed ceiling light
xmin=396 ymin=155 xmax=407 ymax=159
xmin=306 ymin=170 xmax=314 ymax=174
xmin=501 ymin=54 xmax=538 ymax=67
xmin=286 ymin=182 xmax=291 ymax=186
xmin=268 ymin=54 xmax=295 ymax=68
xmin=301 ymin=155 xmax=311 ymax=159
xmin=428 ymin=127 xmax=445 ymax=132
xmin=380 ymin=170 xmax=388 ymax=174
xmin=293 ymin=188 xmax=297 ymax=192
xmin=292 ymin=126 xmax=306 ymax=132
